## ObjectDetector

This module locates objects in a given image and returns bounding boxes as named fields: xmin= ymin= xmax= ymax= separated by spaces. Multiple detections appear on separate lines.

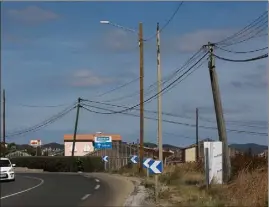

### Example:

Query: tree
xmin=248 ymin=147 xmax=252 ymax=157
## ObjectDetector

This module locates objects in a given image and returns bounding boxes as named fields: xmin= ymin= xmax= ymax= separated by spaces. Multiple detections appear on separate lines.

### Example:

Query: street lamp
xmin=100 ymin=20 xmax=145 ymax=173
xmin=99 ymin=20 xmax=137 ymax=34
xmin=100 ymin=20 xmax=110 ymax=24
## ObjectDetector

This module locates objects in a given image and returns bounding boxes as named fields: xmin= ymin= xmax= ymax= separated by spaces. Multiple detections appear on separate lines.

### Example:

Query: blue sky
xmin=1 ymin=1 xmax=268 ymax=146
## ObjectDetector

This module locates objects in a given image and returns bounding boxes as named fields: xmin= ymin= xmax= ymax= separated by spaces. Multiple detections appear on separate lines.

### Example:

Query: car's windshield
xmin=0 ymin=160 xmax=11 ymax=167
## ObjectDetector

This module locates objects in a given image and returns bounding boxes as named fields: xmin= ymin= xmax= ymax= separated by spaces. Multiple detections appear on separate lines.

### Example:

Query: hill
xmin=229 ymin=143 xmax=267 ymax=155
xmin=144 ymin=142 xmax=182 ymax=150
xmin=11 ymin=142 xmax=64 ymax=150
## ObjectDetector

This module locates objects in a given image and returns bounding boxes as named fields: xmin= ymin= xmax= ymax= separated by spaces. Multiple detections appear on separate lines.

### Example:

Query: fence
xmin=6 ymin=150 xmax=32 ymax=159
xmin=86 ymin=142 xmax=154 ymax=171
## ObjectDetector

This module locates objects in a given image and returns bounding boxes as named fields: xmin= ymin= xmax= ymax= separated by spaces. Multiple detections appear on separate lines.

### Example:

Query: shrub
xmin=10 ymin=156 xmax=104 ymax=172
xmin=231 ymin=154 xmax=267 ymax=177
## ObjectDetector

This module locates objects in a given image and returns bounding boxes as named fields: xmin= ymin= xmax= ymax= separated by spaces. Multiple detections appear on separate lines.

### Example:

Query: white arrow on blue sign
xmin=102 ymin=155 xmax=109 ymax=162
xmin=149 ymin=160 xmax=163 ymax=174
xmin=130 ymin=155 xmax=139 ymax=164
xmin=143 ymin=158 xmax=154 ymax=168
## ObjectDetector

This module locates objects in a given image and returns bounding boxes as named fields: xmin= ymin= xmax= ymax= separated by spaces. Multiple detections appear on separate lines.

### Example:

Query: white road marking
xmin=81 ymin=194 xmax=91 ymax=200
xmin=0 ymin=176 xmax=44 ymax=200
xmin=95 ymin=179 xmax=100 ymax=182
xmin=95 ymin=184 xmax=100 ymax=190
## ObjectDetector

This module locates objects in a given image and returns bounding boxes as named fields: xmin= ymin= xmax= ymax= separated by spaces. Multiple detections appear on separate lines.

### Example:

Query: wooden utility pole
xmin=157 ymin=22 xmax=163 ymax=163
xmin=71 ymin=97 xmax=81 ymax=157
xmin=139 ymin=22 xmax=144 ymax=172
xmin=2 ymin=89 xmax=5 ymax=157
xmin=155 ymin=22 xmax=163 ymax=202
xmin=196 ymin=108 xmax=199 ymax=161
xmin=207 ymin=42 xmax=231 ymax=183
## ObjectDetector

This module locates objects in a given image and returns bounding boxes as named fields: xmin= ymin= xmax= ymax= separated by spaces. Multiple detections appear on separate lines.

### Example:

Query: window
xmin=83 ymin=145 xmax=91 ymax=152
xmin=69 ymin=145 xmax=77 ymax=152
xmin=0 ymin=159 xmax=11 ymax=167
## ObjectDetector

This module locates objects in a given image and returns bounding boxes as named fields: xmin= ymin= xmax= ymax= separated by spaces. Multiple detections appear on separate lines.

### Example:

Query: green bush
xmin=10 ymin=156 xmax=104 ymax=172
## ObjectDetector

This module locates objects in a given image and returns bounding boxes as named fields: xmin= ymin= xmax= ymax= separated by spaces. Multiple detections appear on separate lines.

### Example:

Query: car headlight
xmin=8 ymin=168 xmax=14 ymax=173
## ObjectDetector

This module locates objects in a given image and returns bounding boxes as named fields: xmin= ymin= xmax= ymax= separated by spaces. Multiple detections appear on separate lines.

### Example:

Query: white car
xmin=0 ymin=157 xmax=16 ymax=181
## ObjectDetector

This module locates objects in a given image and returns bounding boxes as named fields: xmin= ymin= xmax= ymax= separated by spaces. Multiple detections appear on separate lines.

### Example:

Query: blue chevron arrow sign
xmin=149 ymin=160 xmax=163 ymax=174
xmin=143 ymin=158 xmax=154 ymax=169
xmin=130 ymin=155 xmax=139 ymax=164
xmin=102 ymin=155 xmax=109 ymax=162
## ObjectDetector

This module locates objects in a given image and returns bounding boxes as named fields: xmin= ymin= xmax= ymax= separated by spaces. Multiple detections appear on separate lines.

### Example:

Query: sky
xmin=1 ymin=1 xmax=268 ymax=147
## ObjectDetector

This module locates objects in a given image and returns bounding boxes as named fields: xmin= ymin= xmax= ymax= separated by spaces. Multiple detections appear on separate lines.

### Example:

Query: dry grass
xmin=226 ymin=167 xmax=268 ymax=206
xmin=157 ymin=161 xmax=268 ymax=207
xmin=115 ymin=156 xmax=268 ymax=206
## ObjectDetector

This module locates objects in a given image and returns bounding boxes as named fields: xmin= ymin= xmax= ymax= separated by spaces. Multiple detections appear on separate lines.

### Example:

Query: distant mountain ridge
xmin=144 ymin=142 xmax=267 ymax=155
xmin=229 ymin=143 xmax=267 ymax=155
xmin=14 ymin=142 xmax=64 ymax=150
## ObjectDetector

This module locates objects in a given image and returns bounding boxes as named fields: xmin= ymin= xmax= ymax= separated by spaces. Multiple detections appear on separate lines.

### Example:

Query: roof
xmin=184 ymin=138 xmax=214 ymax=149
xmin=64 ymin=134 xmax=122 ymax=141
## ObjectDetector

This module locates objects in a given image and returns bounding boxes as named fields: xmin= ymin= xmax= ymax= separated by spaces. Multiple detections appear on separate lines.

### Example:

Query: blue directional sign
xmin=149 ymin=160 xmax=163 ymax=174
xmin=102 ymin=155 xmax=109 ymax=162
xmin=94 ymin=136 xmax=112 ymax=149
xmin=95 ymin=142 xmax=112 ymax=149
xmin=143 ymin=158 xmax=154 ymax=169
xmin=130 ymin=155 xmax=139 ymax=164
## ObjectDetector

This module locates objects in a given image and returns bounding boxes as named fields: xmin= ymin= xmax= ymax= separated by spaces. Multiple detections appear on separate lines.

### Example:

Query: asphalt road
xmin=0 ymin=173 xmax=111 ymax=206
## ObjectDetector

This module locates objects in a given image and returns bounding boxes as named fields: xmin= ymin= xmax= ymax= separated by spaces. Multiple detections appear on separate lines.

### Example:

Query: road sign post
xmin=147 ymin=160 xmax=163 ymax=202
xmin=102 ymin=155 xmax=109 ymax=171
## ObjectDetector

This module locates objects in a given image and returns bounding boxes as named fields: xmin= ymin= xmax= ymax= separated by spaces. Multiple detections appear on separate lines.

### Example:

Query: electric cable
xmin=213 ymin=53 xmax=268 ymax=62
xmin=10 ymin=103 xmax=69 ymax=108
xmin=214 ymin=45 xmax=268 ymax=54
xmin=81 ymin=105 xmax=268 ymax=137
xmin=144 ymin=2 xmax=184 ymax=41
xmin=102 ymin=48 xmax=206 ymax=103
xmin=6 ymin=103 xmax=76 ymax=137
xmin=215 ymin=11 xmax=268 ymax=46
xmin=82 ymin=52 xmax=208 ymax=114
xmin=81 ymin=101 xmax=268 ymax=130
xmin=93 ymin=76 xmax=140 ymax=98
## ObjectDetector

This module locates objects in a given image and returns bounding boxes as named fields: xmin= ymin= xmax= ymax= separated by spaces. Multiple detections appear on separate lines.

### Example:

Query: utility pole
xmin=196 ymin=108 xmax=199 ymax=161
xmin=71 ymin=98 xmax=81 ymax=157
xmin=155 ymin=22 xmax=163 ymax=202
xmin=207 ymin=42 xmax=231 ymax=183
xmin=139 ymin=22 xmax=144 ymax=172
xmin=2 ymin=89 xmax=5 ymax=157
xmin=157 ymin=22 xmax=163 ymax=163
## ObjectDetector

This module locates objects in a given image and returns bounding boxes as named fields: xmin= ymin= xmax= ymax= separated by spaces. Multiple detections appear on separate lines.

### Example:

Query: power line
xmin=215 ymin=11 xmax=268 ymax=46
xmin=213 ymin=53 xmax=268 ymax=62
xmin=82 ymin=52 xmax=208 ymax=114
xmin=6 ymin=103 xmax=76 ymax=137
xmin=93 ymin=76 xmax=140 ymax=98
xmin=81 ymin=105 xmax=268 ymax=137
xmin=143 ymin=2 xmax=184 ymax=41
xmin=10 ymin=103 xmax=69 ymax=108
xmin=102 ymin=49 xmax=206 ymax=103
xmin=215 ymin=45 xmax=268 ymax=54
xmin=81 ymin=101 xmax=268 ymax=130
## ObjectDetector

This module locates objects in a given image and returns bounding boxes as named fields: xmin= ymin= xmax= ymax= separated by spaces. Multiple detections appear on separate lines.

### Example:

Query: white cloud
xmin=7 ymin=6 xmax=59 ymax=24
xmin=71 ymin=70 xmax=115 ymax=87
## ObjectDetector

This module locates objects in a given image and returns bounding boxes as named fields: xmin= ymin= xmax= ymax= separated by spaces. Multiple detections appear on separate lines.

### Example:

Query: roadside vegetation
xmin=116 ymin=155 xmax=268 ymax=207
